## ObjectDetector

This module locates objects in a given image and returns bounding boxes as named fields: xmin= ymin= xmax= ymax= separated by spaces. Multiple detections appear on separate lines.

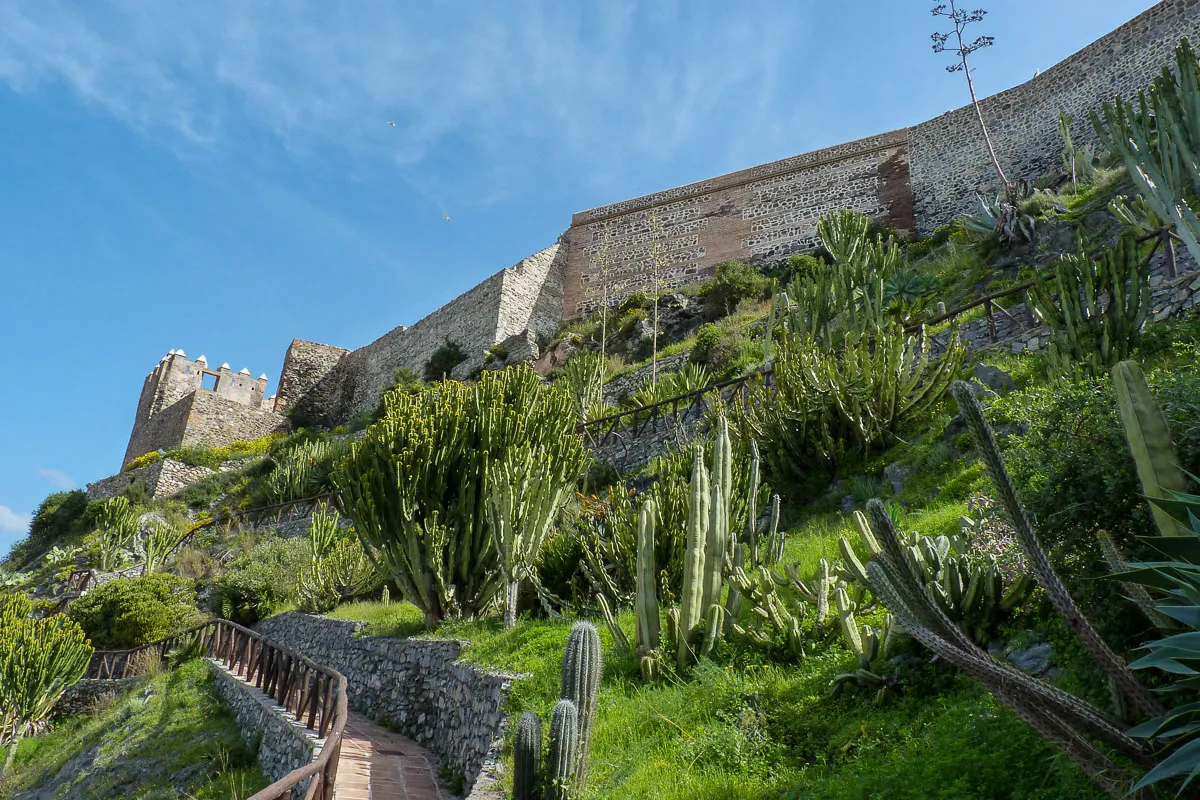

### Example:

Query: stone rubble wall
xmin=255 ymin=612 xmax=516 ymax=798
xmin=179 ymin=391 xmax=289 ymax=451
xmin=207 ymin=660 xmax=318 ymax=800
xmin=273 ymin=339 xmax=351 ymax=416
xmin=53 ymin=678 xmax=140 ymax=718
xmin=562 ymin=131 xmax=912 ymax=319
xmin=908 ymin=0 xmax=1200 ymax=234
xmin=284 ymin=242 xmax=567 ymax=428
xmin=86 ymin=458 xmax=215 ymax=501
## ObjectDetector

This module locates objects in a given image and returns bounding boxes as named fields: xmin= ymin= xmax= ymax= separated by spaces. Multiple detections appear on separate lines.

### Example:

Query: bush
xmin=701 ymin=260 xmax=769 ymax=319
xmin=4 ymin=491 xmax=94 ymax=569
xmin=617 ymin=307 xmax=649 ymax=335
xmin=423 ymin=338 xmax=468 ymax=381
xmin=618 ymin=292 xmax=649 ymax=314
xmin=783 ymin=254 xmax=823 ymax=284
xmin=208 ymin=537 xmax=310 ymax=625
xmin=690 ymin=323 xmax=723 ymax=364
xmin=67 ymin=574 xmax=204 ymax=649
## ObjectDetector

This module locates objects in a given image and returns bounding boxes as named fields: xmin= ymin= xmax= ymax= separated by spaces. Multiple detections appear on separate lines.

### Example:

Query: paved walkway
xmin=334 ymin=712 xmax=448 ymax=800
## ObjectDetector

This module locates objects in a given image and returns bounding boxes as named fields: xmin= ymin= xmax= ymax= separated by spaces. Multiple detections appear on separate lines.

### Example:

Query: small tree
xmin=931 ymin=3 xmax=1015 ymax=202
xmin=0 ymin=594 xmax=93 ymax=776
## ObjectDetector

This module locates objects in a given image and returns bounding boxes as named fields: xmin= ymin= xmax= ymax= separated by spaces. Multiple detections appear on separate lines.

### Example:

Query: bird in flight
xmin=443 ymin=213 xmax=451 ymax=222
xmin=387 ymin=121 xmax=396 ymax=126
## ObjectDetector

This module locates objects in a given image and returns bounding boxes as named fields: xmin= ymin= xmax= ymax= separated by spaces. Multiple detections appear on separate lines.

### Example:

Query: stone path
xmin=334 ymin=712 xmax=448 ymax=800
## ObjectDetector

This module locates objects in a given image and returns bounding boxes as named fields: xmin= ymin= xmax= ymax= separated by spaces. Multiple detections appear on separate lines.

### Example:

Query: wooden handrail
xmin=85 ymin=618 xmax=348 ymax=800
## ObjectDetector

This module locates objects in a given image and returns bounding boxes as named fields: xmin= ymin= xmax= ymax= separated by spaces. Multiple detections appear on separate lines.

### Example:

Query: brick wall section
xmin=562 ymin=131 xmax=912 ymax=319
xmin=289 ymin=242 xmax=567 ymax=427
xmin=908 ymin=0 xmax=1200 ymax=234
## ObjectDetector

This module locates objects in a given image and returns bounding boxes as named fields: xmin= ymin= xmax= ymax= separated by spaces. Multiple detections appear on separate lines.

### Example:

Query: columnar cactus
xmin=676 ymin=446 xmax=710 ymax=669
xmin=950 ymin=381 xmax=1163 ymax=721
xmin=634 ymin=499 xmax=660 ymax=658
xmin=1112 ymin=359 xmax=1188 ymax=537
xmin=545 ymin=699 xmax=579 ymax=800
xmin=513 ymin=712 xmax=542 ymax=800
xmin=560 ymin=621 xmax=601 ymax=790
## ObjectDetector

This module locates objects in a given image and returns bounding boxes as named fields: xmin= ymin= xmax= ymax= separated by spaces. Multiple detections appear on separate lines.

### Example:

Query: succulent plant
xmin=545 ymin=699 xmax=579 ymax=800
xmin=513 ymin=712 xmax=542 ymax=800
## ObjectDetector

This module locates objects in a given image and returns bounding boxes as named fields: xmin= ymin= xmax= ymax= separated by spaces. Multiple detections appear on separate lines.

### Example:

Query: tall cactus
xmin=861 ymin=500 xmax=1153 ymax=798
xmin=0 ymin=594 xmax=93 ymax=777
xmin=513 ymin=712 xmax=542 ymax=800
xmin=950 ymin=382 xmax=1163 ymax=720
xmin=561 ymin=621 xmax=601 ymax=791
xmin=1112 ymin=360 xmax=1188 ymax=537
xmin=332 ymin=365 xmax=586 ymax=628
xmin=1026 ymin=236 xmax=1149 ymax=376
xmin=545 ymin=699 xmax=579 ymax=800
xmin=634 ymin=499 xmax=660 ymax=660
xmin=677 ymin=446 xmax=710 ymax=669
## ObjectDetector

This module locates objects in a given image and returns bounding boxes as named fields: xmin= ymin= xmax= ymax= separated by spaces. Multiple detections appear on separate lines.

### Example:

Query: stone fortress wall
xmin=116 ymin=1 xmax=1200 ymax=464
xmin=907 ymin=0 xmax=1200 ymax=233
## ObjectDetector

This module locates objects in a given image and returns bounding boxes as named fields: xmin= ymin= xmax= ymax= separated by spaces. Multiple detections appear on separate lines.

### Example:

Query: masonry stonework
xmin=283 ymin=241 xmax=567 ymax=428
xmin=256 ymin=612 xmax=515 ymax=798
xmin=122 ymin=351 xmax=287 ymax=468
xmin=908 ymin=0 xmax=1200 ymax=233
xmin=116 ymin=3 xmax=1200 ymax=453
xmin=562 ymin=130 xmax=912 ymax=319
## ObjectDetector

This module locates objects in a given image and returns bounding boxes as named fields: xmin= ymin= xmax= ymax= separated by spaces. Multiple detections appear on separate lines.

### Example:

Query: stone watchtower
xmin=122 ymin=349 xmax=288 ymax=468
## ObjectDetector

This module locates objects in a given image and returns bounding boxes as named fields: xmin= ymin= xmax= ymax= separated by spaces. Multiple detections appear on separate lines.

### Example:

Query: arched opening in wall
xmin=201 ymin=373 xmax=219 ymax=392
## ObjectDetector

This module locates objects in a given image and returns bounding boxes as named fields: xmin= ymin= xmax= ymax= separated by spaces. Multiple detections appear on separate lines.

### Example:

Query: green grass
xmin=327 ymin=600 xmax=1104 ymax=800
xmin=0 ymin=659 xmax=267 ymax=800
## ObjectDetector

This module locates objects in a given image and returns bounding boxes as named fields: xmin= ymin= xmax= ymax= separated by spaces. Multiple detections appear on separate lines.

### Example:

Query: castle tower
xmin=121 ymin=349 xmax=285 ymax=468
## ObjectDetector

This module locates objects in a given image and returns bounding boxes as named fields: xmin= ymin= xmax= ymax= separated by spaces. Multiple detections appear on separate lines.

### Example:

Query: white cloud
xmin=37 ymin=468 xmax=77 ymax=491
xmin=0 ymin=1 xmax=813 ymax=196
xmin=0 ymin=506 xmax=31 ymax=535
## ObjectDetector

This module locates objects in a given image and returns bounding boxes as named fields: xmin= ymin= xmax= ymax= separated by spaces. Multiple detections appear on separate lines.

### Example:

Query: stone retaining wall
xmin=54 ymin=678 xmax=140 ymax=718
xmin=86 ymin=458 xmax=215 ymax=501
xmin=207 ymin=660 xmax=319 ymax=800
xmin=255 ymin=612 xmax=515 ymax=797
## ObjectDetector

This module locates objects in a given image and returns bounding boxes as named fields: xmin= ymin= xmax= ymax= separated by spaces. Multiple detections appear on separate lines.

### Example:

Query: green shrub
xmin=208 ymin=537 xmax=310 ymax=625
xmin=783 ymin=254 xmax=823 ymax=284
xmin=618 ymin=292 xmax=649 ymax=314
xmin=423 ymin=338 xmax=468 ymax=381
xmin=4 ymin=491 xmax=93 ymax=569
xmin=617 ymin=307 xmax=649 ymax=335
xmin=701 ymin=260 xmax=769 ymax=319
xmin=67 ymin=574 xmax=204 ymax=649
xmin=690 ymin=323 xmax=723 ymax=364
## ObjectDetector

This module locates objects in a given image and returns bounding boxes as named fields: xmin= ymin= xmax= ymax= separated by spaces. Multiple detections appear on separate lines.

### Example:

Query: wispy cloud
xmin=0 ymin=1 xmax=813 ymax=197
xmin=37 ymin=468 xmax=77 ymax=491
xmin=0 ymin=506 xmax=31 ymax=535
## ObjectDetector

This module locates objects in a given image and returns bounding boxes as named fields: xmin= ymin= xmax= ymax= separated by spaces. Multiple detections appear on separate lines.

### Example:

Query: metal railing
xmin=86 ymin=618 xmax=348 ymax=800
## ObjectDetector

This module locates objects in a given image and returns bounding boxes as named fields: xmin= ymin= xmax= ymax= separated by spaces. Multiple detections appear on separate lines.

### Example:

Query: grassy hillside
xmin=0 ymin=659 xmax=266 ymax=800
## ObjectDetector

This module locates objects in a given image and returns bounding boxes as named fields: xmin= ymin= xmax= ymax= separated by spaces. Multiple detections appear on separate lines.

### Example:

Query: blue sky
xmin=0 ymin=0 xmax=1157 ymax=557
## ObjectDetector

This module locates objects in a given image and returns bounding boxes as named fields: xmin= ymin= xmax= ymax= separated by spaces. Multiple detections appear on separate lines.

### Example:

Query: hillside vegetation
xmin=7 ymin=35 xmax=1200 ymax=800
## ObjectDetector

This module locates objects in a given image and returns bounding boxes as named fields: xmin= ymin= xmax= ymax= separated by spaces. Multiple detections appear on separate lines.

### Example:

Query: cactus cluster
xmin=1026 ymin=236 xmax=1149 ymax=376
xmin=513 ymin=621 xmax=603 ymax=800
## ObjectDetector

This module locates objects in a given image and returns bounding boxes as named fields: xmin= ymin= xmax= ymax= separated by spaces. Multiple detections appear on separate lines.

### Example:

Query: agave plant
xmin=964 ymin=186 xmax=1037 ymax=246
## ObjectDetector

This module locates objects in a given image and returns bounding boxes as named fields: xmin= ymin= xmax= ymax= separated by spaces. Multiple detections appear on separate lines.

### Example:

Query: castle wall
xmin=288 ymin=243 xmax=566 ymax=427
xmin=273 ymin=340 xmax=351 ymax=415
xmin=908 ymin=0 xmax=1200 ymax=234
xmin=179 ymin=391 xmax=289 ymax=450
xmin=122 ymin=394 xmax=194 ymax=467
xmin=561 ymin=131 xmax=912 ymax=318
